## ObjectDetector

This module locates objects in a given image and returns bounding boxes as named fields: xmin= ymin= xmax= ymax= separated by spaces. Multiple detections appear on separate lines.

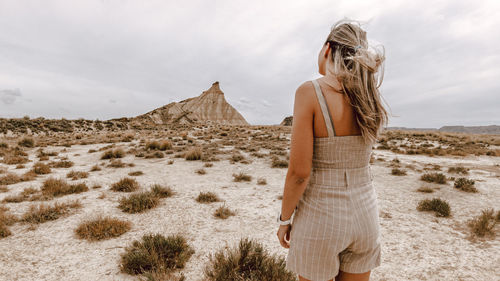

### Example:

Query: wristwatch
xmin=277 ymin=211 xmax=293 ymax=226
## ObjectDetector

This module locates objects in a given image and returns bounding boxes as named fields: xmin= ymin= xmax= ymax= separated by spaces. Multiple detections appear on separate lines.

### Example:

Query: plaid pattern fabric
xmin=285 ymin=79 xmax=381 ymax=280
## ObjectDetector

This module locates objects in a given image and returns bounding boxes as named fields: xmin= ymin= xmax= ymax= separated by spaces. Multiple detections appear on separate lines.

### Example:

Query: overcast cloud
xmin=0 ymin=0 xmax=499 ymax=127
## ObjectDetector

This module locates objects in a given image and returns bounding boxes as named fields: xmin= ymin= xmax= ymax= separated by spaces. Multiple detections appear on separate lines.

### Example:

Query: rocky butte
xmin=134 ymin=81 xmax=249 ymax=126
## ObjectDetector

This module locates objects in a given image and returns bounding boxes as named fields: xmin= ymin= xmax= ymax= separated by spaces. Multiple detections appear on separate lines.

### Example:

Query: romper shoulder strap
xmin=311 ymin=79 xmax=336 ymax=136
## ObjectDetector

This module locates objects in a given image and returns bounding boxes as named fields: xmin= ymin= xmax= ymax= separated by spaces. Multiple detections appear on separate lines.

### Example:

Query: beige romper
xmin=285 ymin=79 xmax=382 ymax=280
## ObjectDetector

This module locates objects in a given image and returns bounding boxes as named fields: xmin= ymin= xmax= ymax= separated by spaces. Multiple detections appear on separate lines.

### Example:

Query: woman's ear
xmin=324 ymin=43 xmax=330 ymax=59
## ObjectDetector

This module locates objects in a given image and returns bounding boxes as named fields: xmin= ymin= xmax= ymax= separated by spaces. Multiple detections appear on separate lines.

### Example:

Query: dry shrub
xmin=391 ymin=168 xmax=407 ymax=176
xmin=453 ymin=177 xmax=477 ymax=193
xmin=420 ymin=172 xmax=447 ymax=184
xmin=32 ymin=162 xmax=51 ymax=175
xmin=448 ymin=166 xmax=469 ymax=175
xmin=49 ymin=160 xmax=74 ymax=168
xmin=118 ymin=192 xmax=160 ymax=213
xmin=120 ymin=233 xmax=195 ymax=275
xmin=196 ymin=191 xmax=220 ymax=203
xmin=111 ymin=177 xmax=140 ymax=192
xmin=467 ymin=208 xmax=498 ymax=238
xmin=0 ymin=207 xmax=17 ymax=238
xmin=75 ymin=216 xmax=131 ymax=241
xmin=232 ymin=172 xmax=252 ymax=182
xmin=18 ymin=137 xmax=35 ymax=148
xmin=2 ymin=155 xmax=29 ymax=165
xmin=214 ymin=203 xmax=236 ymax=219
xmin=416 ymin=198 xmax=451 ymax=217
xmin=90 ymin=164 xmax=102 ymax=172
xmin=185 ymin=147 xmax=202 ymax=161
xmin=196 ymin=168 xmax=206 ymax=175
xmin=22 ymin=200 xmax=82 ymax=224
xmin=257 ymin=178 xmax=267 ymax=185
xmin=67 ymin=170 xmax=89 ymax=180
xmin=150 ymin=184 xmax=174 ymax=198
xmin=128 ymin=171 xmax=144 ymax=176
xmin=0 ymin=173 xmax=21 ymax=185
xmin=203 ymin=237 xmax=296 ymax=281
xmin=271 ymin=157 xmax=288 ymax=168
xmin=101 ymin=148 xmax=125 ymax=160
xmin=41 ymin=177 xmax=89 ymax=197
xmin=108 ymin=159 xmax=127 ymax=168
xmin=416 ymin=186 xmax=434 ymax=193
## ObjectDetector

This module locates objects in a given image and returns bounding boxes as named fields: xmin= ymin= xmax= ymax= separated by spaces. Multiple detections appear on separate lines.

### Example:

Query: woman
xmin=276 ymin=19 xmax=389 ymax=281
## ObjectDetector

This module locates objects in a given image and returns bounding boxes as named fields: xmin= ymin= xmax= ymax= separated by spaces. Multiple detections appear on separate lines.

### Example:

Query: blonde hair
xmin=324 ymin=19 xmax=389 ymax=144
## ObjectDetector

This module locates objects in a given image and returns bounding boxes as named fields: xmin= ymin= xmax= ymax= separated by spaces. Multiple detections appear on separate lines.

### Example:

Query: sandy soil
xmin=0 ymin=140 xmax=499 ymax=281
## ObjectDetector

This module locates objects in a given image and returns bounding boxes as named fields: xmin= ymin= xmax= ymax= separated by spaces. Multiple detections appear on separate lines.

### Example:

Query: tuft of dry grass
xmin=196 ymin=168 xmax=206 ymax=175
xmin=128 ymin=171 xmax=144 ymax=176
xmin=214 ymin=203 xmax=236 ymax=219
xmin=448 ymin=166 xmax=469 ymax=175
xmin=90 ymin=164 xmax=102 ymax=172
xmin=271 ymin=156 xmax=289 ymax=168
xmin=203 ymin=237 xmax=296 ymax=280
xmin=257 ymin=178 xmax=267 ymax=185
xmin=467 ymin=208 xmax=498 ymax=238
xmin=391 ymin=168 xmax=407 ymax=176
xmin=416 ymin=198 xmax=451 ymax=217
xmin=196 ymin=191 xmax=220 ymax=203
xmin=22 ymin=200 xmax=82 ymax=224
xmin=416 ymin=186 xmax=434 ymax=193
xmin=0 ymin=173 xmax=21 ymax=185
xmin=120 ymin=233 xmax=195 ymax=275
xmin=66 ymin=170 xmax=89 ymax=180
xmin=150 ymin=184 xmax=174 ymax=198
xmin=111 ymin=177 xmax=140 ymax=192
xmin=454 ymin=177 xmax=477 ymax=193
xmin=75 ymin=216 xmax=131 ymax=241
xmin=118 ymin=192 xmax=160 ymax=213
xmin=49 ymin=160 xmax=74 ymax=168
xmin=232 ymin=172 xmax=252 ymax=182
xmin=185 ymin=147 xmax=202 ymax=161
xmin=31 ymin=162 xmax=51 ymax=175
xmin=41 ymin=177 xmax=89 ymax=197
xmin=101 ymin=148 xmax=125 ymax=160
xmin=420 ymin=172 xmax=447 ymax=184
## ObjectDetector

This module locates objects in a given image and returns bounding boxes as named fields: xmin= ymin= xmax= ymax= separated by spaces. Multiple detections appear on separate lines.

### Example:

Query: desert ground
xmin=0 ymin=124 xmax=499 ymax=281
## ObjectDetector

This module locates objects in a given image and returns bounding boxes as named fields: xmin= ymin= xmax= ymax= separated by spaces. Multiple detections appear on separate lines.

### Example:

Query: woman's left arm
xmin=280 ymin=82 xmax=314 ymax=222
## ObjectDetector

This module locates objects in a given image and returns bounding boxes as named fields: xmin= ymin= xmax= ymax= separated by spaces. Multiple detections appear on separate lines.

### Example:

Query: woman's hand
xmin=277 ymin=224 xmax=292 ymax=248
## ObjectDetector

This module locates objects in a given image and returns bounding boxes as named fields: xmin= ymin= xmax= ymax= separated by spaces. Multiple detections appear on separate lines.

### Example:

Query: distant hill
xmin=133 ymin=81 xmax=248 ymax=126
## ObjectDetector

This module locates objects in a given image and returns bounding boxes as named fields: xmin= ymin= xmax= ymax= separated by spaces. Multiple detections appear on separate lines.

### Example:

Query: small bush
xmin=75 ymin=216 xmax=131 ymax=241
xmin=203 ymin=237 xmax=297 ymax=281
xmin=0 ymin=173 xmax=21 ymax=185
xmin=128 ymin=171 xmax=144 ymax=176
xmin=118 ymin=192 xmax=160 ymax=213
xmin=196 ymin=168 xmax=206 ymax=175
xmin=391 ymin=168 xmax=407 ymax=176
xmin=420 ymin=172 xmax=447 ymax=184
xmin=18 ymin=137 xmax=35 ymax=148
xmin=416 ymin=186 xmax=434 ymax=193
xmin=22 ymin=200 xmax=82 ymax=224
xmin=454 ymin=178 xmax=477 ymax=193
xmin=232 ymin=172 xmax=252 ymax=182
xmin=32 ymin=162 xmax=51 ymax=175
xmin=448 ymin=166 xmax=469 ymax=175
xmin=416 ymin=198 xmax=451 ymax=217
xmin=214 ymin=203 xmax=236 ymax=219
xmin=257 ymin=178 xmax=267 ymax=185
xmin=108 ymin=159 xmax=127 ymax=168
xmin=120 ymin=233 xmax=195 ymax=275
xmin=66 ymin=170 xmax=89 ymax=180
xmin=271 ymin=157 xmax=289 ymax=168
xmin=41 ymin=177 xmax=89 ymax=197
xmin=196 ymin=191 xmax=220 ymax=203
xmin=151 ymin=184 xmax=174 ymax=198
xmin=90 ymin=164 xmax=101 ymax=172
xmin=111 ymin=177 xmax=140 ymax=192
xmin=467 ymin=208 xmax=498 ymax=237
xmin=185 ymin=147 xmax=202 ymax=161
xmin=101 ymin=148 xmax=125 ymax=160
xmin=50 ymin=160 xmax=74 ymax=168
xmin=204 ymin=162 xmax=213 ymax=168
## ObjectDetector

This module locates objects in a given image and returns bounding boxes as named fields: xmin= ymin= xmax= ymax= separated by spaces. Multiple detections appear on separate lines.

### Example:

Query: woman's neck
xmin=321 ymin=74 xmax=342 ymax=92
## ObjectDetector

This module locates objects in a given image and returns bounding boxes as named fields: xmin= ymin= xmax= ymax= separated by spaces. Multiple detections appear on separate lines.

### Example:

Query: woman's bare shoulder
xmin=295 ymin=80 xmax=315 ymax=98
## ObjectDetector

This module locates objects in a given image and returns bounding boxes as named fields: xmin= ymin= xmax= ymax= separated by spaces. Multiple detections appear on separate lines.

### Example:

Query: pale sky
xmin=0 ymin=0 xmax=499 ymax=127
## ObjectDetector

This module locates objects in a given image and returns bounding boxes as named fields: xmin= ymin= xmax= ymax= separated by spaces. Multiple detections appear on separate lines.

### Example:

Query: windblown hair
xmin=324 ymin=19 xmax=390 ymax=144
